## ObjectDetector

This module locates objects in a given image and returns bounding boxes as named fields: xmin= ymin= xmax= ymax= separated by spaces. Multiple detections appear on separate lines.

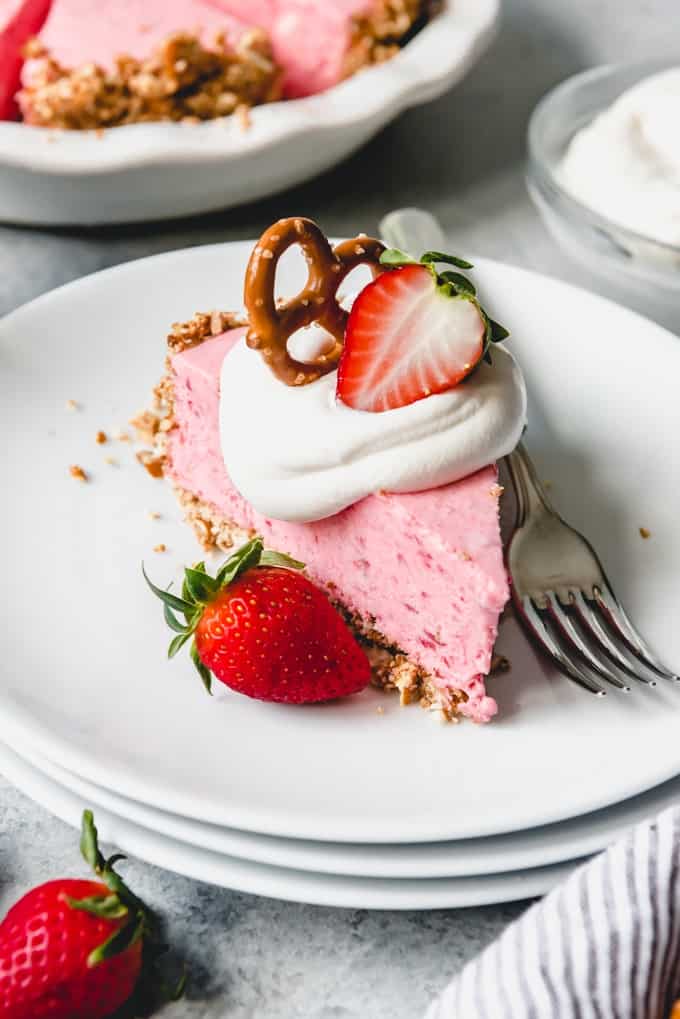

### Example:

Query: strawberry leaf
xmin=489 ymin=318 xmax=510 ymax=342
xmin=379 ymin=247 xmax=419 ymax=267
xmin=164 ymin=602 xmax=189 ymax=634
xmin=183 ymin=566 xmax=219 ymax=603
xmin=88 ymin=913 xmax=145 ymax=967
xmin=260 ymin=550 xmax=305 ymax=570
xmin=168 ymin=631 xmax=192 ymax=658
xmin=142 ymin=565 xmax=194 ymax=613
xmin=66 ymin=893 xmax=129 ymax=920
xmin=191 ymin=640 xmax=213 ymax=695
xmin=420 ymin=250 xmax=474 ymax=270
xmin=80 ymin=809 xmax=106 ymax=872
xmin=215 ymin=536 xmax=264 ymax=587
xmin=440 ymin=270 xmax=476 ymax=296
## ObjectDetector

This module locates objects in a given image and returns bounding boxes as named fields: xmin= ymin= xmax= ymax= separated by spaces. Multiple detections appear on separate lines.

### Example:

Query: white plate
xmin=16 ymin=741 xmax=680 ymax=879
xmin=0 ymin=0 xmax=497 ymax=226
xmin=1 ymin=242 xmax=680 ymax=844
xmin=0 ymin=741 xmax=579 ymax=909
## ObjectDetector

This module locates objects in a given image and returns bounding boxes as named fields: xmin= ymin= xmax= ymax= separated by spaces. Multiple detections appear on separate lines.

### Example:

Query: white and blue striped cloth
xmin=426 ymin=808 xmax=680 ymax=1018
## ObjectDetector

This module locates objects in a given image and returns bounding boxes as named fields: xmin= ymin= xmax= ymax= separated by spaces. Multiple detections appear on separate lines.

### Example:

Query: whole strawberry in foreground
xmin=337 ymin=247 xmax=509 ymax=412
xmin=145 ymin=537 xmax=372 ymax=702
xmin=0 ymin=811 xmax=177 ymax=1019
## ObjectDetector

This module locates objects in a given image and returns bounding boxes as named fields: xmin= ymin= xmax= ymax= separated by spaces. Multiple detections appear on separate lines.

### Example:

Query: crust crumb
xmin=639 ymin=527 xmax=651 ymax=539
xmin=136 ymin=450 xmax=165 ymax=478
xmin=65 ymin=398 xmax=80 ymax=411
xmin=69 ymin=464 xmax=88 ymax=481
xmin=147 ymin=510 xmax=161 ymax=520
xmin=168 ymin=309 xmax=246 ymax=354
xmin=95 ymin=430 xmax=107 ymax=444
xmin=130 ymin=409 xmax=162 ymax=446
xmin=153 ymin=543 xmax=167 ymax=553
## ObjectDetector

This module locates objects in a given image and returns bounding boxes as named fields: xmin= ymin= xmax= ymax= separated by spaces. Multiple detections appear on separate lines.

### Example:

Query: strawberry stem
xmin=68 ymin=811 xmax=186 ymax=1004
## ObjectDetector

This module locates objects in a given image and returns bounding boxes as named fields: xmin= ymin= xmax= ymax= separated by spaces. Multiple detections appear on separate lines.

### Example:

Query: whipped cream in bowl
xmin=220 ymin=330 xmax=526 ymax=523
xmin=528 ymin=60 xmax=680 ymax=293
xmin=559 ymin=68 xmax=680 ymax=251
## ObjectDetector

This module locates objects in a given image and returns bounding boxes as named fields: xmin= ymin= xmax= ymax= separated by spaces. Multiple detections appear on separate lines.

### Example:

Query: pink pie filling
xmin=0 ymin=0 xmax=50 ymax=118
xmin=207 ymin=0 xmax=376 ymax=97
xmin=16 ymin=0 xmax=383 ymax=104
xmin=21 ymin=0 xmax=248 ymax=76
xmin=166 ymin=328 xmax=509 ymax=723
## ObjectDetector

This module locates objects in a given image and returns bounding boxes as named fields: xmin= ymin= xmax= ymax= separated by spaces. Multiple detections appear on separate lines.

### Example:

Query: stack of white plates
xmin=2 ymin=242 xmax=679 ymax=909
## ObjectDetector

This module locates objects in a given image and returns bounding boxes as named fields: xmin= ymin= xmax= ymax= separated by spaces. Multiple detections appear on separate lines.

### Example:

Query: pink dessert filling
xmin=16 ymin=0 xmax=389 ymax=105
xmin=208 ymin=0 xmax=377 ymax=97
xmin=166 ymin=328 xmax=509 ymax=723
xmin=0 ymin=0 xmax=50 ymax=118
xmin=21 ymin=0 xmax=248 ymax=75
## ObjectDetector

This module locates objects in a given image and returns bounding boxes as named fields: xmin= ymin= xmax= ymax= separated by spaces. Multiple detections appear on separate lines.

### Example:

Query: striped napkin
xmin=425 ymin=807 xmax=680 ymax=1019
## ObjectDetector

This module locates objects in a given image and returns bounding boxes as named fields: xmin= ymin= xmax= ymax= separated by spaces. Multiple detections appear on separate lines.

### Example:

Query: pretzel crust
xmin=244 ymin=217 xmax=384 ymax=386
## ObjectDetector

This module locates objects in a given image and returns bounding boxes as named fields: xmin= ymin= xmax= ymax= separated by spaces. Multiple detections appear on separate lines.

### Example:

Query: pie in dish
xmin=141 ymin=218 xmax=527 ymax=722
xmin=2 ymin=0 xmax=439 ymax=128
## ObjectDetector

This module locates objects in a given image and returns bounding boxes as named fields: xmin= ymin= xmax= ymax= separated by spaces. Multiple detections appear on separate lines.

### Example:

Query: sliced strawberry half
xmin=336 ymin=249 xmax=508 ymax=413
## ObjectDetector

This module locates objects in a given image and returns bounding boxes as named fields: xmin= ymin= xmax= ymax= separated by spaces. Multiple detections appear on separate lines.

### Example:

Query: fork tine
xmin=572 ymin=592 xmax=657 ymax=686
xmin=545 ymin=594 xmax=630 ymax=691
xmin=594 ymin=585 xmax=679 ymax=681
xmin=518 ymin=596 xmax=606 ymax=695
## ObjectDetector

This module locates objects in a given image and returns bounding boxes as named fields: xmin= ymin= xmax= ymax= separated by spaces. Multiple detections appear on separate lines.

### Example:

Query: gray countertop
xmin=1 ymin=2 xmax=676 ymax=1015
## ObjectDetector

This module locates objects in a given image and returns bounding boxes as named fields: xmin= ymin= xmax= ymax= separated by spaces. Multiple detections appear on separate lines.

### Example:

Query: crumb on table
xmin=95 ymin=430 xmax=107 ymax=444
xmin=65 ymin=399 xmax=79 ymax=411
xmin=136 ymin=450 xmax=165 ymax=478
xmin=69 ymin=464 xmax=88 ymax=482
xmin=639 ymin=527 xmax=652 ymax=539
xmin=147 ymin=510 xmax=162 ymax=520
xmin=104 ymin=456 xmax=118 ymax=466
xmin=153 ymin=543 xmax=167 ymax=553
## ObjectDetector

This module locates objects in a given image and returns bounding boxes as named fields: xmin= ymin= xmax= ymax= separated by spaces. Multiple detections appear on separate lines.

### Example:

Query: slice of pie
xmin=139 ymin=218 xmax=526 ymax=723
xmin=9 ymin=0 xmax=437 ymax=128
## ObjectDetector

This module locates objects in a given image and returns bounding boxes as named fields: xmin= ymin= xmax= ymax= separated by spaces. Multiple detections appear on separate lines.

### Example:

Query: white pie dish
xmin=0 ymin=0 xmax=498 ymax=226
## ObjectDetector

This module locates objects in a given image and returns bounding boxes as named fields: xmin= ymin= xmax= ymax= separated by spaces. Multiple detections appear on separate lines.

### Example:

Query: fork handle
xmin=505 ymin=442 xmax=555 ymax=526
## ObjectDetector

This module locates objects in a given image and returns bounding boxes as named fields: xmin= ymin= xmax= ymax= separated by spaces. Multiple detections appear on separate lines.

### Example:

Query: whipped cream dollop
xmin=219 ymin=327 xmax=526 ymax=523
xmin=560 ymin=69 xmax=680 ymax=248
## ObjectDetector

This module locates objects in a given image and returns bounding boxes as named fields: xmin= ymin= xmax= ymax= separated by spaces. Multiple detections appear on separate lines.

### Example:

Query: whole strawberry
xmin=0 ymin=811 xmax=176 ymax=1019
xmin=145 ymin=538 xmax=372 ymax=702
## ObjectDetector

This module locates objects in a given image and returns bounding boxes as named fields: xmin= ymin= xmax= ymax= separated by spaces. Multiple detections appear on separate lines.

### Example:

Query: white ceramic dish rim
xmin=2 ymin=241 xmax=680 ymax=845
xmin=0 ymin=0 xmax=499 ymax=173
xmin=21 ymin=737 xmax=680 ymax=880
xmin=0 ymin=739 xmax=580 ymax=910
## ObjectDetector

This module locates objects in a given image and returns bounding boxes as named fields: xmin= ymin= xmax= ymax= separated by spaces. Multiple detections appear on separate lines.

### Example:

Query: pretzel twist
xmin=244 ymin=217 xmax=385 ymax=386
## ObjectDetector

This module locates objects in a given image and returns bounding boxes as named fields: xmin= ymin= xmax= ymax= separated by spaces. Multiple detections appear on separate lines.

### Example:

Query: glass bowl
xmin=527 ymin=60 xmax=680 ymax=295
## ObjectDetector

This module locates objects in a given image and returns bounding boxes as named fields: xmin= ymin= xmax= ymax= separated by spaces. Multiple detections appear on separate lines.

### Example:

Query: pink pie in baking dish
xmin=0 ymin=0 xmax=438 ymax=127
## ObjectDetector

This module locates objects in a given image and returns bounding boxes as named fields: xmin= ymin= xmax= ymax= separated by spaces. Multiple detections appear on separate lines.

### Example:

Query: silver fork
xmin=379 ymin=207 xmax=678 ymax=695
xmin=506 ymin=443 xmax=679 ymax=695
